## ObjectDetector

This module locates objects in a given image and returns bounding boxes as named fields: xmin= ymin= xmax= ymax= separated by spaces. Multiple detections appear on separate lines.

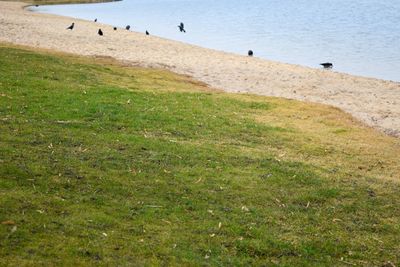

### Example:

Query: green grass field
xmin=0 ymin=45 xmax=399 ymax=266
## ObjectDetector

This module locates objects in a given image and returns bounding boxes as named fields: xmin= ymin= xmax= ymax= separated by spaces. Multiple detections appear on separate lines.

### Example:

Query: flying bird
xmin=320 ymin=62 xmax=333 ymax=69
xmin=146 ymin=30 xmax=150 ymax=35
xmin=98 ymin=29 xmax=103 ymax=36
xmin=178 ymin=22 xmax=186 ymax=33
xmin=126 ymin=25 xmax=130 ymax=30
xmin=248 ymin=50 xmax=253 ymax=57
xmin=66 ymin=22 xmax=74 ymax=30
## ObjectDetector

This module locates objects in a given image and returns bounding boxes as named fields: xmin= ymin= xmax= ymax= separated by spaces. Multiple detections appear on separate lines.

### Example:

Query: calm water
xmin=33 ymin=0 xmax=400 ymax=81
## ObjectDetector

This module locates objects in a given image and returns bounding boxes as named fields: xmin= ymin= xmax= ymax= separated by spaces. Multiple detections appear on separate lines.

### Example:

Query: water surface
xmin=33 ymin=0 xmax=400 ymax=81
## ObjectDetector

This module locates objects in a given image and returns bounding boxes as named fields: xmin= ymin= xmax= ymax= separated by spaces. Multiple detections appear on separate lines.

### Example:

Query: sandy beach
xmin=1 ymin=1 xmax=399 ymax=137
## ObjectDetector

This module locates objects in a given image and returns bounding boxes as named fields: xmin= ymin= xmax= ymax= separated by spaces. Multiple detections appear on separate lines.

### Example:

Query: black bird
xmin=35 ymin=4 xmax=39 ymax=7
xmin=113 ymin=27 xmax=117 ymax=31
xmin=320 ymin=62 xmax=333 ymax=69
xmin=98 ymin=29 xmax=103 ymax=36
xmin=94 ymin=18 xmax=97 ymax=22
xmin=126 ymin=25 xmax=130 ymax=30
xmin=248 ymin=50 xmax=253 ymax=57
xmin=178 ymin=22 xmax=186 ymax=33
xmin=145 ymin=30 xmax=150 ymax=35
xmin=66 ymin=22 xmax=74 ymax=30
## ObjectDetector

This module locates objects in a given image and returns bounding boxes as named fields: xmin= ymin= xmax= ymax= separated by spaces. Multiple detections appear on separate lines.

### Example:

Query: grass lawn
xmin=0 ymin=44 xmax=399 ymax=266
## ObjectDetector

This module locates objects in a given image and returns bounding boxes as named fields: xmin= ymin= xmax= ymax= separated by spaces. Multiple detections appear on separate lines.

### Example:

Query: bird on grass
xmin=320 ymin=62 xmax=333 ymax=69
xmin=178 ymin=22 xmax=186 ymax=33
xmin=98 ymin=29 xmax=103 ymax=36
xmin=126 ymin=25 xmax=130 ymax=30
xmin=248 ymin=50 xmax=253 ymax=57
xmin=66 ymin=22 xmax=74 ymax=30
xmin=146 ymin=30 xmax=150 ymax=35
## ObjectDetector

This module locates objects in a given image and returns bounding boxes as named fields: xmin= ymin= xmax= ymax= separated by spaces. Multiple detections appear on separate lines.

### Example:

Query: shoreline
xmin=1 ymin=1 xmax=399 ymax=137
xmin=8 ymin=0 xmax=121 ymax=6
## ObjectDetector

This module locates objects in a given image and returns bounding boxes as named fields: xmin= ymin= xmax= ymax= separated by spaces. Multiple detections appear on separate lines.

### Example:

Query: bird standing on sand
xmin=94 ymin=18 xmax=97 ymax=22
xmin=66 ymin=22 xmax=74 ymax=30
xmin=126 ymin=25 xmax=130 ymax=30
xmin=248 ymin=50 xmax=253 ymax=57
xmin=320 ymin=62 xmax=333 ymax=69
xmin=113 ymin=27 xmax=117 ymax=30
xmin=146 ymin=30 xmax=150 ymax=35
xmin=98 ymin=29 xmax=103 ymax=36
xmin=178 ymin=22 xmax=186 ymax=33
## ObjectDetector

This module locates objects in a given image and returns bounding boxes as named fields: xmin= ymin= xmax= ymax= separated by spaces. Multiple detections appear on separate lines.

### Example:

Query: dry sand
xmin=1 ymin=1 xmax=399 ymax=137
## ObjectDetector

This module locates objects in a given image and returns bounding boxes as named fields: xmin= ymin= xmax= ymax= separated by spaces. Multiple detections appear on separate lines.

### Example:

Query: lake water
xmin=33 ymin=0 xmax=400 ymax=82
